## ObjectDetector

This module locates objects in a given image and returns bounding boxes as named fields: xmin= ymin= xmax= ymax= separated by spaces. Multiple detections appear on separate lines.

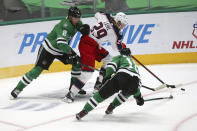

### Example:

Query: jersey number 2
xmin=91 ymin=22 xmax=107 ymax=39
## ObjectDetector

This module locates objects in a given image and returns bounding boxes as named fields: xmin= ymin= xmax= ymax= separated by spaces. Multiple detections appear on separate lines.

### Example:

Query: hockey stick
xmin=81 ymin=56 xmax=182 ymax=91
xmin=144 ymin=95 xmax=173 ymax=102
xmin=142 ymin=84 xmax=167 ymax=91
xmin=131 ymin=55 xmax=179 ymax=89
xmin=81 ymin=63 xmax=101 ymax=72
xmin=142 ymin=84 xmax=184 ymax=91
xmin=143 ymin=80 xmax=197 ymax=92
xmin=81 ymin=63 xmax=169 ymax=92
xmin=142 ymin=85 xmax=155 ymax=91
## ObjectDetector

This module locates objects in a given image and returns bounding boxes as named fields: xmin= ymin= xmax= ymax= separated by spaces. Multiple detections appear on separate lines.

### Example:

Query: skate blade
xmin=9 ymin=95 xmax=17 ymax=100
xmin=76 ymin=114 xmax=81 ymax=120
xmin=62 ymin=98 xmax=73 ymax=103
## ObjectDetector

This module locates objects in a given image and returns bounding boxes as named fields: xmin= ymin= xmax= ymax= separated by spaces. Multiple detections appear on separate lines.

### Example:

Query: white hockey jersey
xmin=90 ymin=12 xmax=123 ymax=52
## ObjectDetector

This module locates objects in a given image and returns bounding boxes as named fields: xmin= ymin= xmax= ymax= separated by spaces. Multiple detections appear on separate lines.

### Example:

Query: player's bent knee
xmin=26 ymin=66 xmax=43 ymax=80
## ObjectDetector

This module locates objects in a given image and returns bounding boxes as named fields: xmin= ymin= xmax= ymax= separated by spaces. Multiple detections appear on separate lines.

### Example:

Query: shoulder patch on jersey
xmin=63 ymin=23 xmax=68 ymax=28
xmin=62 ymin=30 xmax=67 ymax=37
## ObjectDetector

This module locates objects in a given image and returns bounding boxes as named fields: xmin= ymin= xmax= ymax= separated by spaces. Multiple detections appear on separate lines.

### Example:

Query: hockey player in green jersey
xmin=76 ymin=48 xmax=144 ymax=120
xmin=10 ymin=6 xmax=83 ymax=99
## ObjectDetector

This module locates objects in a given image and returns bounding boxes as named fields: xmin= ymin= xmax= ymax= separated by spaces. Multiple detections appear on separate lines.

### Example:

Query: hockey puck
xmin=169 ymin=95 xmax=173 ymax=99
xmin=181 ymin=88 xmax=185 ymax=91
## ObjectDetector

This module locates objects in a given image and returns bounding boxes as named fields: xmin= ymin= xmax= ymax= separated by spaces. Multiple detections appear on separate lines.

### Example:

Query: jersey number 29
xmin=91 ymin=22 xmax=107 ymax=39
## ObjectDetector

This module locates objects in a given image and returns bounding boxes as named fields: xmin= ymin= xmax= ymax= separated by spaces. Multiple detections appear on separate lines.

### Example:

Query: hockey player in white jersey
xmin=90 ymin=12 xmax=128 ymax=91
xmin=63 ymin=12 xmax=128 ymax=103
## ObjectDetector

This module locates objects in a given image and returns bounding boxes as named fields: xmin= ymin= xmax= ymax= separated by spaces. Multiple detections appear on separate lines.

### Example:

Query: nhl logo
xmin=192 ymin=22 xmax=197 ymax=39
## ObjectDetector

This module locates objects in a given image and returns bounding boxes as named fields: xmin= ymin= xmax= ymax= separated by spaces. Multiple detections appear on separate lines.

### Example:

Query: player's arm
xmin=86 ymin=36 xmax=100 ymax=48
xmin=56 ymin=23 xmax=72 ymax=53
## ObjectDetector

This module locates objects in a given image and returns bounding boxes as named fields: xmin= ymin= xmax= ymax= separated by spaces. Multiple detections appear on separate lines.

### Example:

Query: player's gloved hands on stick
xmin=67 ymin=54 xmax=80 ymax=65
xmin=117 ymin=40 xmax=126 ymax=51
xmin=120 ymin=48 xmax=131 ymax=56
xmin=134 ymin=94 xmax=144 ymax=106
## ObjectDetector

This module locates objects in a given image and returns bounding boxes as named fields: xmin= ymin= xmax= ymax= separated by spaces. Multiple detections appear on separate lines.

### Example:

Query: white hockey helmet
xmin=114 ymin=12 xmax=128 ymax=25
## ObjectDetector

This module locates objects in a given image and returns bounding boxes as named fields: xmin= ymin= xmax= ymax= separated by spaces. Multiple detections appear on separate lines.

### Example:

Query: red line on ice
xmin=173 ymin=113 xmax=197 ymax=131
xmin=15 ymin=89 xmax=167 ymax=131
xmin=15 ymin=80 xmax=197 ymax=131
xmin=0 ymin=120 xmax=26 ymax=129
xmin=181 ymin=80 xmax=197 ymax=87
xmin=16 ymin=114 xmax=74 ymax=131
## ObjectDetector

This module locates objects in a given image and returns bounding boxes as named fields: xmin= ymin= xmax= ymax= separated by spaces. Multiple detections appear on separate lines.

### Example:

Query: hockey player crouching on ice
xmin=63 ymin=24 xmax=109 ymax=102
xmin=10 ymin=6 xmax=84 ymax=99
xmin=76 ymin=48 xmax=144 ymax=120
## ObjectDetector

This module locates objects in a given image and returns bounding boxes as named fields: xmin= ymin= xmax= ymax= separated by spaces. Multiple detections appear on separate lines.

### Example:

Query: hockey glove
xmin=67 ymin=54 xmax=80 ymax=65
xmin=120 ymin=48 xmax=131 ymax=56
xmin=117 ymin=40 xmax=126 ymax=51
xmin=134 ymin=93 xmax=144 ymax=106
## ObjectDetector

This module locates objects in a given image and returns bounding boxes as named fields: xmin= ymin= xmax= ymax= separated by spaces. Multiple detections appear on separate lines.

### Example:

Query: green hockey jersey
xmin=105 ymin=55 xmax=140 ymax=80
xmin=42 ymin=18 xmax=82 ymax=55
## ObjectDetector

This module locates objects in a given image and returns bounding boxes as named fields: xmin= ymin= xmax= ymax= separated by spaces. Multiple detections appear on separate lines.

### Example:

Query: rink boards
xmin=0 ymin=11 xmax=197 ymax=79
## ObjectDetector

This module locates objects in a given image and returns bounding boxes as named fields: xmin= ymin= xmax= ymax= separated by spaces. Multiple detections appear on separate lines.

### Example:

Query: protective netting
xmin=1 ymin=0 xmax=197 ymax=22
xmin=22 ymin=0 xmax=197 ymax=16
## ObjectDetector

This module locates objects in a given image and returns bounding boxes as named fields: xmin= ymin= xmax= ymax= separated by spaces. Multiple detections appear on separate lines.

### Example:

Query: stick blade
xmin=155 ymin=84 xmax=167 ymax=91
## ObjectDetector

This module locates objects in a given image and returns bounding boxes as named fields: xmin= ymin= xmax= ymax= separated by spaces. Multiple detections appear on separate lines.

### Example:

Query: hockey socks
xmin=63 ymin=78 xmax=85 ymax=103
xmin=112 ymin=92 xmax=130 ymax=107
xmin=83 ymin=92 xmax=104 ymax=112
xmin=82 ymin=89 xmax=141 ymax=113
xmin=134 ymin=89 xmax=144 ymax=106
xmin=133 ymin=88 xmax=141 ymax=98
xmin=106 ymin=88 xmax=142 ymax=113
xmin=15 ymin=66 xmax=43 ymax=91
xmin=76 ymin=92 xmax=104 ymax=120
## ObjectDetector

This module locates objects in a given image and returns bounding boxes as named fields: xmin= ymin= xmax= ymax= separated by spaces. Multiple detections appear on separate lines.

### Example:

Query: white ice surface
xmin=0 ymin=63 xmax=197 ymax=131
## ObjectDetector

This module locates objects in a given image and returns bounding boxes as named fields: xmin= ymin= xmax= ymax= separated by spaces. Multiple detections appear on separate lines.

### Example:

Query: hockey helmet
xmin=80 ymin=24 xmax=90 ymax=36
xmin=114 ymin=12 xmax=128 ymax=25
xmin=68 ymin=6 xmax=81 ymax=18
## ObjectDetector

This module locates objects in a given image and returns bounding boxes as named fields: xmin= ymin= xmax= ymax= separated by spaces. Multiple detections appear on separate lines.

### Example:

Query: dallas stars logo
xmin=63 ymin=23 xmax=68 ymax=28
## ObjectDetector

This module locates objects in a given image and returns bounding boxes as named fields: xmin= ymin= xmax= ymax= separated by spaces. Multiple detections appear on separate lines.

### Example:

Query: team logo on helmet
xmin=192 ymin=22 xmax=197 ymax=39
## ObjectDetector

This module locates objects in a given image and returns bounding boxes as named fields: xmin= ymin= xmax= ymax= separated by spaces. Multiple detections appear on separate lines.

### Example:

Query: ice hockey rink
xmin=0 ymin=63 xmax=197 ymax=131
